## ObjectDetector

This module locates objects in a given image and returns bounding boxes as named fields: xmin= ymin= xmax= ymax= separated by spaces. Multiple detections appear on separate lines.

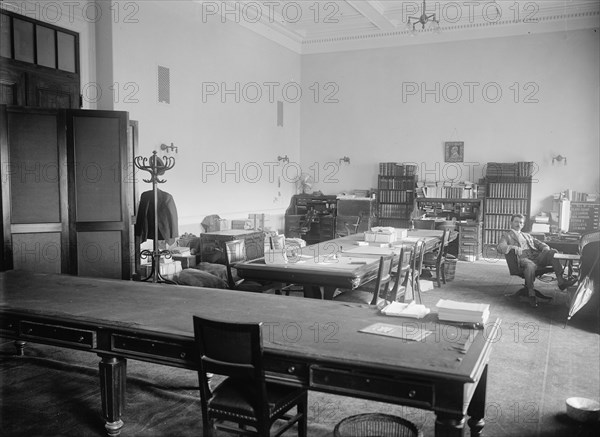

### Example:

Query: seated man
xmin=497 ymin=214 xmax=576 ymax=306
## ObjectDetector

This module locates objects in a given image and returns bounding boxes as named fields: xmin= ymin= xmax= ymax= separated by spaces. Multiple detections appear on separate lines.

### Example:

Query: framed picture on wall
xmin=445 ymin=142 xmax=464 ymax=163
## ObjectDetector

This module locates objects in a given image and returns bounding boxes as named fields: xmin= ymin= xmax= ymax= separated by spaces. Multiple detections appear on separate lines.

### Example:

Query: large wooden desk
xmin=0 ymin=271 xmax=498 ymax=437
xmin=236 ymin=229 xmax=448 ymax=298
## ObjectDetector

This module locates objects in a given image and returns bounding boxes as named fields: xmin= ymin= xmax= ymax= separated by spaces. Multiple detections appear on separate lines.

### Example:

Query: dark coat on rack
xmin=135 ymin=189 xmax=179 ymax=242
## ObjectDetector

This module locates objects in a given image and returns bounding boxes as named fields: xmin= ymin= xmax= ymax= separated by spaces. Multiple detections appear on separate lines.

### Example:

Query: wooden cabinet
xmin=458 ymin=222 xmax=483 ymax=261
xmin=336 ymin=198 xmax=376 ymax=233
xmin=0 ymin=106 xmax=134 ymax=279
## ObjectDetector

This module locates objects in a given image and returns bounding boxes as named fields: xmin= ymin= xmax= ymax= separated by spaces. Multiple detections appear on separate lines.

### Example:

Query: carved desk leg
xmin=435 ymin=412 xmax=466 ymax=437
xmin=98 ymin=354 xmax=127 ymax=436
xmin=467 ymin=364 xmax=488 ymax=437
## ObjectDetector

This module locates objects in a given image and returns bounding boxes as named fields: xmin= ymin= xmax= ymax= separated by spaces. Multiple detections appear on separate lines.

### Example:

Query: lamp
xmin=406 ymin=0 xmax=440 ymax=34
xmin=552 ymin=155 xmax=567 ymax=166
xmin=339 ymin=156 xmax=351 ymax=165
xmin=160 ymin=142 xmax=178 ymax=153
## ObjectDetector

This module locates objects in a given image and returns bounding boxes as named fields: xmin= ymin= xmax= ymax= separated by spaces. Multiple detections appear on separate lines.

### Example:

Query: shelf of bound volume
xmin=377 ymin=163 xmax=417 ymax=228
xmin=483 ymin=177 xmax=532 ymax=245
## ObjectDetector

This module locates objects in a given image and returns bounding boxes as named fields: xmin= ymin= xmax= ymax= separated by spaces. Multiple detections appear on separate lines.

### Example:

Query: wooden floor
xmin=1 ymin=259 xmax=599 ymax=436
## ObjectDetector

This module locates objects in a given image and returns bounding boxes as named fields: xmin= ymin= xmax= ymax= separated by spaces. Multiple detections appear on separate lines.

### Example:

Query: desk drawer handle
xmin=408 ymin=390 xmax=416 ymax=398
xmin=180 ymin=352 xmax=186 ymax=359
xmin=287 ymin=366 xmax=296 ymax=374
xmin=78 ymin=336 xmax=85 ymax=343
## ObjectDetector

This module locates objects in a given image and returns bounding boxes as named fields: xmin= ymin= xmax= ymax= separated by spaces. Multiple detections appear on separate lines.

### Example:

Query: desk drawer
xmin=265 ymin=358 xmax=309 ymax=385
xmin=21 ymin=321 xmax=96 ymax=348
xmin=0 ymin=316 xmax=18 ymax=335
xmin=310 ymin=366 xmax=434 ymax=408
xmin=111 ymin=334 xmax=193 ymax=363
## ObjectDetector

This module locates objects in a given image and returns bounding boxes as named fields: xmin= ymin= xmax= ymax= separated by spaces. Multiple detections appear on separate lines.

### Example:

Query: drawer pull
xmin=408 ymin=390 xmax=416 ymax=398
xmin=78 ymin=336 xmax=85 ymax=343
xmin=288 ymin=366 xmax=296 ymax=374
xmin=180 ymin=352 xmax=186 ymax=358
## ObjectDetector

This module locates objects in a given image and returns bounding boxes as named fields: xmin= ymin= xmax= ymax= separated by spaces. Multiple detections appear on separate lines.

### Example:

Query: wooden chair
xmin=421 ymin=229 xmax=450 ymax=287
xmin=407 ymin=239 xmax=426 ymax=304
xmin=335 ymin=215 xmax=361 ymax=238
xmin=223 ymin=240 xmax=277 ymax=293
xmin=504 ymin=249 xmax=553 ymax=300
xmin=333 ymin=255 xmax=394 ymax=306
xmin=193 ymin=316 xmax=308 ymax=437
xmin=387 ymin=247 xmax=408 ymax=302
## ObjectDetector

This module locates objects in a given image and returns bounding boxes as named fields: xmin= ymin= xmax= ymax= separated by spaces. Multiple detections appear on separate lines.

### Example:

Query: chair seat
xmin=333 ymin=289 xmax=383 ymax=305
xmin=209 ymin=378 xmax=306 ymax=421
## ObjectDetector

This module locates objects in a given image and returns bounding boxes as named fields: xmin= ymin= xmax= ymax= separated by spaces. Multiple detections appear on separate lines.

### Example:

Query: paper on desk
xmin=381 ymin=301 xmax=430 ymax=319
xmin=359 ymin=322 xmax=431 ymax=342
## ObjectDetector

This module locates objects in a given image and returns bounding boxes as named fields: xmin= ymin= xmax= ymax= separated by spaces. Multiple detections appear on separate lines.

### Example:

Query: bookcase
xmin=483 ymin=177 xmax=532 ymax=245
xmin=377 ymin=174 xmax=417 ymax=228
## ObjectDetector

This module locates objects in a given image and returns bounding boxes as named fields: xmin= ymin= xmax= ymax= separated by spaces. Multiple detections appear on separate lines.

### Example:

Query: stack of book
xmin=436 ymin=299 xmax=490 ymax=324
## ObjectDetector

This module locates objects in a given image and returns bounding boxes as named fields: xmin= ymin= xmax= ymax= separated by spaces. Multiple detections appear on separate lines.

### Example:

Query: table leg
xmin=467 ymin=364 xmax=488 ymax=437
xmin=98 ymin=354 xmax=127 ymax=436
xmin=14 ymin=340 xmax=26 ymax=356
xmin=303 ymin=285 xmax=322 ymax=299
xmin=434 ymin=412 xmax=465 ymax=437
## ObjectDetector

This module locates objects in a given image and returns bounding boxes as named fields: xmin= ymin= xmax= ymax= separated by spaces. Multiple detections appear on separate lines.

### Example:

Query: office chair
xmin=223 ymin=240 xmax=278 ymax=293
xmin=504 ymin=249 xmax=554 ymax=301
xmin=193 ymin=316 xmax=308 ymax=437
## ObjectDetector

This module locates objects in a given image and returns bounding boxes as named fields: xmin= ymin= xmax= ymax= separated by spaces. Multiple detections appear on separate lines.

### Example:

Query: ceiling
xmin=202 ymin=0 xmax=600 ymax=53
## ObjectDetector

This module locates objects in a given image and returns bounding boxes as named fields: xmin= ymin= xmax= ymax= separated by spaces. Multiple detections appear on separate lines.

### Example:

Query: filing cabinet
xmin=458 ymin=222 xmax=482 ymax=261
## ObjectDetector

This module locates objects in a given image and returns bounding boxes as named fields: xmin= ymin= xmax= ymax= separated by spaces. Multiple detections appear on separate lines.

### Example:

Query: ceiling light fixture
xmin=406 ymin=0 xmax=440 ymax=35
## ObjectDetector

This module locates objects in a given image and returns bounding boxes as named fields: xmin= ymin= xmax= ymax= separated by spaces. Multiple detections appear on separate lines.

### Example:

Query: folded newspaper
xmin=435 ymin=299 xmax=490 ymax=324
xmin=381 ymin=301 xmax=430 ymax=319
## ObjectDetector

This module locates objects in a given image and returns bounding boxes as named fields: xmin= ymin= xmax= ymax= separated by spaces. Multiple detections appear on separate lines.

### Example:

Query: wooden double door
xmin=0 ymin=106 xmax=135 ymax=279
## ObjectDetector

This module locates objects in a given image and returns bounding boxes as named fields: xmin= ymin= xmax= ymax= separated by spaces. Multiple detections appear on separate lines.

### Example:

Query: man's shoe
xmin=558 ymin=278 xmax=577 ymax=291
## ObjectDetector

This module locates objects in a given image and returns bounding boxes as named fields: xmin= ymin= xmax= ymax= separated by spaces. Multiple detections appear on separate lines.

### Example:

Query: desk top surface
xmin=236 ymin=229 xmax=446 ymax=286
xmin=0 ymin=270 xmax=496 ymax=383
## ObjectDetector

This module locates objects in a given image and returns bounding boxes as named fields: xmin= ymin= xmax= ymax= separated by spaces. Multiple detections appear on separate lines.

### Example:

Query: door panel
xmin=0 ymin=106 xmax=69 ymax=272
xmin=68 ymin=110 xmax=132 ymax=279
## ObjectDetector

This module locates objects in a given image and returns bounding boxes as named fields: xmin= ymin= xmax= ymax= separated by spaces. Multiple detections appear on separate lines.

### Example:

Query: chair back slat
xmin=193 ymin=316 xmax=264 ymax=380
xmin=370 ymin=255 xmax=394 ymax=305
xmin=388 ymin=247 xmax=407 ymax=300
xmin=409 ymin=239 xmax=426 ymax=303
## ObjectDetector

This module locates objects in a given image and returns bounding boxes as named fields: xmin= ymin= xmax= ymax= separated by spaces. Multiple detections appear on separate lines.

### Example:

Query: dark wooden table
xmin=236 ymin=229 xmax=448 ymax=299
xmin=0 ymin=270 xmax=498 ymax=437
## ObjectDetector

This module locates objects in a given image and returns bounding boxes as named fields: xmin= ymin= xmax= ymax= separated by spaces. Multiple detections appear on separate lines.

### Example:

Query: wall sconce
xmin=339 ymin=156 xmax=351 ymax=165
xmin=160 ymin=142 xmax=178 ymax=153
xmin=552 ymin=155 xmax=567 ymax=166
xmin=277 ymin=155 xmax=289 ymax=163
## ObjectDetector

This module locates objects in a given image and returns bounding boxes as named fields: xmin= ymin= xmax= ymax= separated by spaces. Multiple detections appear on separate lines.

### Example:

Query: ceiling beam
xmin=346 ymin=0 xmax=396 ymax=31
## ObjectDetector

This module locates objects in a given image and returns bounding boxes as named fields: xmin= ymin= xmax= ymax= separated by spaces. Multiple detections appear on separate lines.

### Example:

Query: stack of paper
xmin=381 ymin=301 xmax=430 ymax=319
xmin=436 ymin=299 xmax=490 ymax=324
xmin=359 ymin=322 xmax=432 ymax=341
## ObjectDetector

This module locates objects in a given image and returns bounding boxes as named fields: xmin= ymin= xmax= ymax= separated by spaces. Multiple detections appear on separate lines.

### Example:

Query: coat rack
xmin=134 ymin=151 xmax=176 ymax=283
